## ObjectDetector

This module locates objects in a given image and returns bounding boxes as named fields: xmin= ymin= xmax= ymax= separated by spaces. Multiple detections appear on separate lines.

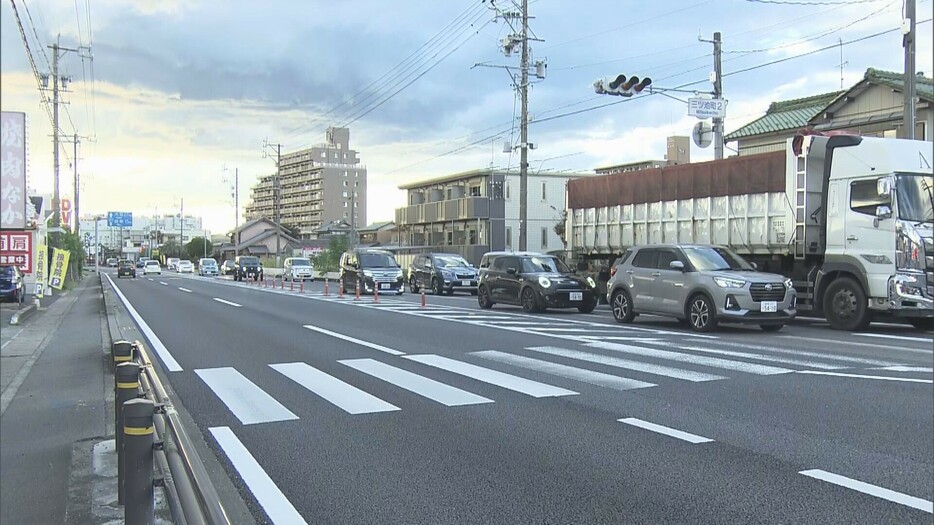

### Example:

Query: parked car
xmin=0 ymin=265 xmax=25 ymax=304
xmin=477 ymin=252 xmax=598 ymax=313
xmin=144 ymin=260 xmax=162 ymax=275
xmin=408 ymin=253 xmax=478 ymax=295
xmin=166 ymin=257 xmax=180 ymax=271
xmin=607 ymin=244 xmax=797 ymax=332
xmin=283 ymin=257 xmax=315 ymax=281
xmin=117 ymin=259 xmax=137 ymax=278
xmin=233 ymin=255 xmax=263 ymax=281
xmin=177 ymin=260 xmax=194 ymax=273
xmin=106 ymin=257 xmax=118 ymax=268
xmin=339 ymin=249 xmax=404 ymax=295
xmin=220 ymin=259 xmax=235 ymax=275
xmin=198 ymin=258 xmax=219 ymax=276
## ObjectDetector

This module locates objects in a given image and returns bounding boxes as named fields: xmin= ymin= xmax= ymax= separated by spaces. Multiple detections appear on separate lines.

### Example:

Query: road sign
xmin=688 ymin=97 xmax=728 ymax=119
xmin=107 ymin=211 xmax=133 ymax=228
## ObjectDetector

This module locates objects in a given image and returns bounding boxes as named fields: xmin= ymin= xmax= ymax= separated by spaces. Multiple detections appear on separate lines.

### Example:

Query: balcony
xmin=396 ymin=196 xmax=491 ymax=226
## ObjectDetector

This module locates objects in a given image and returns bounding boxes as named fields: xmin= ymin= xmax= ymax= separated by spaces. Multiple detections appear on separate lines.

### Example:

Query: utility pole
xmin=263 ymin=140 xmax=284 ymax=266
xmin=712 ymin=31 xmax=724 ymax=160
xmin=73 ymin=133 xmax=79 ymax=237
xmin=903 ymin=0 xmax=916 ymax=139
xmin=518 ymin=0 xmax=530 ymax=251
xmin=350 ymin=191 xmax=357 ymax=248
xmin=180 ymin=198 xmax=184 ymax=258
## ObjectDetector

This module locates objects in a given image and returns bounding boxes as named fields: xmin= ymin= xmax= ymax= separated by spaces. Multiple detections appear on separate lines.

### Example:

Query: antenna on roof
xmin=837 ymin=38 xmax=848 ymax=89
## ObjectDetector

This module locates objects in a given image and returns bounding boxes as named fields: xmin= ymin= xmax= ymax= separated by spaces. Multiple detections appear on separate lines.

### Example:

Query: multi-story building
xmin=244 ymin=127 xmax=367 ymax=238
xmin=78 ymin=214 xmax=208 ymax=258
xmin=594 ymin=135 xmax=691 ymax=175
xmin=394 ymin=168 xmax=594 ymax=266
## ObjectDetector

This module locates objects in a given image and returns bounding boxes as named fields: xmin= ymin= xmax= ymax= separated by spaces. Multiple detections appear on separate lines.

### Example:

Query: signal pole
xmin=903 ymin=0 xmax=916 ymax=139
xmin=699 ymin=32 xmax=724 ymax=159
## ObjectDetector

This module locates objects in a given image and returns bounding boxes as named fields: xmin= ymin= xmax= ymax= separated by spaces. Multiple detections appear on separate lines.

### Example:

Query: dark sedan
xmin=0 ymin=265 xmax=26 ymax=304
xmin=477 ymin=252 xmax=598 ymax=313
xmin=117 ymin=260 xmax=137 ymax=278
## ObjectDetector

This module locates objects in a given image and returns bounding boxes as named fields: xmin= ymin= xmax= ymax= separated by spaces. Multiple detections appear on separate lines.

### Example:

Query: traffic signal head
xmin=595 ymin=74 xmax=652 ymax=97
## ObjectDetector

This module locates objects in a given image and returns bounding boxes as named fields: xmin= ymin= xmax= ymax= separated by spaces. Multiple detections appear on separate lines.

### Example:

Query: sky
xmin=1 ymin=0 xmax=931 ymax=236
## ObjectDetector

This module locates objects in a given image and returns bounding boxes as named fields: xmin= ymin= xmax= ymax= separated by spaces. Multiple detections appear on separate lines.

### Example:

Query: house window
xmin=506 ymin=227 xmax=512 ymax=249
xmin=446 ymin=231 xmax=453 ymax=245
xmin=320 ymin=152 xmax=326 ymax=159
xmin=470 ymin=185 xmax=481 ymax=197
xmin=355 ymin=181 xmax=359 ymax=187
xmin=541 ymin=227 xmax=548 ymax=249
xmin=342 ymin=191 xmax=348 ymax=198
xmin=343 ymin=153 xmax=348 ymax=159
xmin=541 ymin=182 xmax=547 ymax=200
xmin=343 ymin=171 xmax=348 ymax=176
xmin=468 ymin=230 xmax=478 ymax=244
xmin=343 ymin=202 xmax=348 ymax=208
xmin=343 ymin=181 xmax=348 ymax=187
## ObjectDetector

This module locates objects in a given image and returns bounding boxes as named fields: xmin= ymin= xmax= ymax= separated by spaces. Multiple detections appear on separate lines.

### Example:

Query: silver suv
xmin=607 ymin=244 xmax=797 ymax=332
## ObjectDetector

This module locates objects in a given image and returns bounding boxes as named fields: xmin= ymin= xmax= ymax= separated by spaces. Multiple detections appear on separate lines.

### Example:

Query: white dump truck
xmin=566 ymin=132 xmax=933 ymax=330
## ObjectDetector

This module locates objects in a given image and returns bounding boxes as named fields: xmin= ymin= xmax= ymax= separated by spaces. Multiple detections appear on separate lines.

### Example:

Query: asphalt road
xmin=103 ymin=270 xmax=934 ymax=524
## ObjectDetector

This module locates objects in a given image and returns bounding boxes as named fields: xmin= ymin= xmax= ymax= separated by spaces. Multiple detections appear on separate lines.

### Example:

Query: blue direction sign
xmin=107 ymin=211 xmax=133 ymax=228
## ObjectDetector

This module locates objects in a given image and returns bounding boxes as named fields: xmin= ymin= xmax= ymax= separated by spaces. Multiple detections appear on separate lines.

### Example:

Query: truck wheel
xmin=687 ymin=293 xmax=719 ymax=332
xmin=823 ymin=278 xmax=872 ymax=331
xmin=909 ymin=318 xmax=934 ymax=331
xmin=611 ymin=289 xmax=635 ymax=323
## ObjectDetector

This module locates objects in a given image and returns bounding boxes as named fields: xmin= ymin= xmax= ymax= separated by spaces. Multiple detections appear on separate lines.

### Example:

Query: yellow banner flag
xmin=34 ymin=243 xmax=48 ymax=297
xmin=49 ymin=248 xmax=70 ymax=290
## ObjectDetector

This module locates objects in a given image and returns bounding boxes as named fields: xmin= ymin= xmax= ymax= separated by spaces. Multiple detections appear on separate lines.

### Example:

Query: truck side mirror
xmin=876 ymin=177 xmax=893 ymax=198
xmin=875 ymin=205 xmax=893 ymax=220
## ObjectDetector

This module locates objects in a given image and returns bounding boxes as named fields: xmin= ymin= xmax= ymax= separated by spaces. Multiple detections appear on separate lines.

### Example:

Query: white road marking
xmin=795 ymin=370 xmax=933 ymax=384
xmin=213 ymin=298 xmax=242 ymax=307
xmin=525 ymin=327 xmax=609 ymax=333
xmin=302 ymin=325 xmax=404 ymax=356
xmin=577 ymin=337 xmax=664 ymax=343
xmin=339 ymin=358 xmax=493 ymax=407
xmin=675 ymin=345 xmax=844 ymax=370
xmin=147 ymin=278 xmax=153 ymax=281
xmin=271 ymin=362 xmax=399 ymax=414
xmin=105 ymin=275 xmax=183 ymax=372
xmin=585 ymin=341 xmax=792 ymax=375
xmin=0 ymin=327 xmax=24 ymax=350
xmin=178 ymin=287 xmax=192 ymax=293
xmin=209 ymin=427 xmax=308 ymax=524
xmin=716 ymin=340 xmax=900 ymax=366
xmin=527 ymin=346 xmax=725 ymax=382
xmin=799 ymin=469 xmax=933 ymax=513
xmin=472 ymin=350 xmax=656 ymax=391
xmin=160 ymin=281 xmax=168 ymax=286
xmin=779 ymin=335 xmax=932 ymax=355
xmin=871 ymin=366 xmax=933 ymax=373
xmin=855 ymin=333 xmax=933 ymax=343
xmin=618 ymin=418 xmax=713 ymax=444
xmin=196 ymin=368 xmax=298 ymax=424
xmin=403 ymin=354 xmax=578 ymax=398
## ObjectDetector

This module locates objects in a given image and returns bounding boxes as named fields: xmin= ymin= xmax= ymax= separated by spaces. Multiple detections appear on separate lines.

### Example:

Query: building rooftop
xmin=725 ymin=91 xmax=843 ymax=141
xmin=398 ymin=167 xmax=594 ymax=190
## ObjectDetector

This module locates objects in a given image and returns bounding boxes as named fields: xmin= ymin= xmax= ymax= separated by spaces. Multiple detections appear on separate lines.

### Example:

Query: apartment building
xmin=78 ymin=214 xmax=208 ymax=257
xmin=244 ymin=127 xmax=367 ymax=238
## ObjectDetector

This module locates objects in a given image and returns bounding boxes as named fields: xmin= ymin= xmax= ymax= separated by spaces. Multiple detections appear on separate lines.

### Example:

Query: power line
xmin=745 ymin=0 xmax=886 ymax=4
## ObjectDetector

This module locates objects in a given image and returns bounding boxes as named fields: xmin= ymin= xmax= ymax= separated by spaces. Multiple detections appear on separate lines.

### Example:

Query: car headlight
xmin=586 ymin=277 xmax=596 ymax=288
xmin=713 ymin=277 xmax=746 ymax=288
xmin=538 ymin=276 xmax=552 ymax=288
xmin=363 ymin=270 xmax=373 ymax=278
xmin=395 ymin=270 xmax=404 ymax=279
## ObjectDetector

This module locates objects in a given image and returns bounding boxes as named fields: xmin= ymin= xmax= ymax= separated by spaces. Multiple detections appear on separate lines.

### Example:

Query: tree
xmin=186 ymin=237 xmax=213 ymax=260
xmin=553 ymin=209 xmax=568 ymax=250
xmin=312 ymin=236 xmax=348 ymax=274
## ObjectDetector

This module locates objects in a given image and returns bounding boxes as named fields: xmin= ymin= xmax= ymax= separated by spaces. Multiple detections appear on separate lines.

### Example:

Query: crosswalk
xmin=193 ymin=335 xmax=919 ymax=427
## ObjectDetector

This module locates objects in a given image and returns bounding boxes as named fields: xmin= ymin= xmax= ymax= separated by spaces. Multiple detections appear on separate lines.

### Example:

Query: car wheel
xmin=432 ymin=278 xmax=443 ymax=296
xmin=909 ymin=318 xmax=934 ymax=331
xmin=409 ymin=276 xmax=419 ymax=294
xmin=578 ymin=296 xmax=597 ymax=314
xmin=760 ymin=324 xmax=784 ymax=332
xmin=611 ymin=289 xmax=635 ymax=323
xmin=477 ymin=285 xmax=494 ymax=309
xmin=823 ymin=277 xmax=872 ymax=331
xmin=521 ymin=287 xmax=540 ymax=313
xmin=687 ymin=294 xmax=718 ymax=332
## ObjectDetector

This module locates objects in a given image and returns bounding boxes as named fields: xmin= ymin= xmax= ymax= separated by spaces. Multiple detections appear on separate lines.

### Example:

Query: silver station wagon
xmin=607 ymin=244 xmax=797 ymax=332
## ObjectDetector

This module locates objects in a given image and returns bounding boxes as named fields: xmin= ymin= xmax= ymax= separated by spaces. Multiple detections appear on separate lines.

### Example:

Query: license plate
xmin=380 ymin=283 xmax=391 ymax=290
xmin=461 ymin=280 xmax=470 ymax=286
xmin=761 ymin=301 xmax=777 ymax=313
xmin=569 ymin=292 xmax=583 ymax=301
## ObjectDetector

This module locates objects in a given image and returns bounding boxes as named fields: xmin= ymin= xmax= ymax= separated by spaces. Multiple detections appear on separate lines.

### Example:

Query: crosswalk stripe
xmin=303 ymin=325 xmax=403 ymax=356
xmin=716 ymin=340 xmax=899 ymax=366
xmin=674 ymin=345 xmax=844 ymax=370
xmin=195 ymin=368 xmax=299 ymax=425
xmin=579 ymin=336 xmax=664 ymax=343
xmin=527 ymin=346 xmax=726 ymax=382
xmin=403 ymin=354 xmax=578 ymax=398
xmin=618 ymin=418 xmax=713 ymax=444
xmin=339 ymin=358 xmax=493 ymax=407
xmin=526 ymin=327 xmax=607 ymax=332
xmin=471 ymin=350 xmax=656 ymax=391
xmin=270 ymin=362 xmax=400 ymax=415
xmin=585 ymin=341 xmax=792 ymax=375
xmin=443 ymin=315 xmax=519 ymax=321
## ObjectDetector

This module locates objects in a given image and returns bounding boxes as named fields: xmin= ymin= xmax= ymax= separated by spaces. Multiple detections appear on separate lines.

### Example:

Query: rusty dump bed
xmin=567 ymin=151 xmax=786 ymax=210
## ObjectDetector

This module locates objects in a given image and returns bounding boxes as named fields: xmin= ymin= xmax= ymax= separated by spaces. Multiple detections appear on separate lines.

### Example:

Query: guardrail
xmin=111 ymin=340 xmax=231 ymax=525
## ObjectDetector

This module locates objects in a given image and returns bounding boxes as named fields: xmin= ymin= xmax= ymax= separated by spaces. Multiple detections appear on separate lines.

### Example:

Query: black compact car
xmin=117 ymin=259 xmax=137 ymax=278
xmin=0 ymin=265 xmax=25 ymax=304
xmin=477 ymin=252 xmax=598 ymax=313
xmin=233 ymin=255 xmax=263 ymax=281
xmin=408 ymin=253 xmax=479 ymax=295
xmin=340 ymin=249 xmax=404 ymax=295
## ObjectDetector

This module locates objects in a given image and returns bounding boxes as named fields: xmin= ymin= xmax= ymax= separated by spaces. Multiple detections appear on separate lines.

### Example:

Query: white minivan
xmin=283 ymin=257 xmax=315 ymax=281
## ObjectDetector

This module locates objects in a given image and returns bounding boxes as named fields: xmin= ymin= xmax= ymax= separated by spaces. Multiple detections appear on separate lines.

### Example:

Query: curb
xmin=9 ymin=302 xmax=37 ymax=325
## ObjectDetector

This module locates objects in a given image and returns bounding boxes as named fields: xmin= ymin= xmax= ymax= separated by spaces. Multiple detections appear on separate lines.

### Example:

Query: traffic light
xmin=593 ymin=74 xmax=652 ymax=97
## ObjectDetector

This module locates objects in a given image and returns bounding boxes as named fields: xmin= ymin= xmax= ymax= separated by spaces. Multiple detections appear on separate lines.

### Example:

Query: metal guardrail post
xmin=113 ymin=340 xmax=134 ymax=370
xmin=124 ymin=398 xmax=155 ymax=525
xmin=115 ymin=361 xmax=141 ymax=505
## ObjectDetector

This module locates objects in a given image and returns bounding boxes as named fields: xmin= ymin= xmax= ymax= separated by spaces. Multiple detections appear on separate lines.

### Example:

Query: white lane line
xmin=196 ymin=368 xmax=298 ymax=424
xmin=871 ymin=366 xmax=933 ymax=373
xmin=529 ymin=346 xmax=726 ymax=382
xmin=270 ymin=362 xmax=399 ymax=414
xmin=178 ymin=287 xmax=192 ymax=293
xmin=526 ymin=327 xmax=609 ymax=333
xmin=716 ymin=340 xmax=900 ymax=366
xmin=213 ymin=298 xmax=242 ymax=307
xmin=105 ymin=274 xmax=183 ymax=372
xmin=209 ymin=427 xmax=308 ymax=524
xmin=302 ymin=325 xmax=403 ymax=356
xmin=855 ymin=333 xmax=933 ymax=343
xmin=472 ymin=350 xmax=656 ymax=392
xmin=403 ymin=354 xmax=578 ymax=398
xmin=799 ymin=469 xmax=933 ymax=513
xmin=339 ymin=358 xmax=493 ymax=407
xmin=585 ymin=341 xmax=791 ymax=375
xmin=675 ymin=345 xmax=844 ymax=370
xmin=439 ymin=315 xmax=519 ymax=321
xmin=147 ymin=278 xmax=153 ymax=281
xmin=618 ymin=418 xmax=713 ymax=444
xmin=577 ymin=337 xmax=664 ymax=343
xmin=779 ymin=335 xmax=932 ymax=355
xmin=795 ymin=370 xmax=933 ymax=384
